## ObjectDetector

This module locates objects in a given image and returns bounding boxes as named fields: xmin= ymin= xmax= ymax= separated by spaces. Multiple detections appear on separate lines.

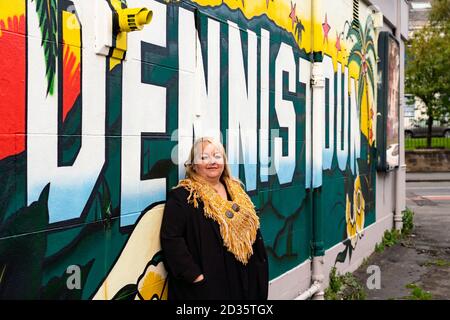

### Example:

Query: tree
xmin=429 ymin=0 xmax=450 ymax=24
xmin=406 ymin=0 xmax=450 ymax=147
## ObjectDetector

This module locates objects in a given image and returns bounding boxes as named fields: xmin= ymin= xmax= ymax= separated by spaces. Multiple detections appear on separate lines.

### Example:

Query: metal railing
xmin=404 ymin=121 xmax=450 ymax=150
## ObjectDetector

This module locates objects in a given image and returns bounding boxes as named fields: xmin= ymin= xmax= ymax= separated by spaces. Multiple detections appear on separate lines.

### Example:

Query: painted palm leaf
xmin=346 ymin=25 xmax=362 ymax=44
xmin=295 ymin=19 xmax=305 ymax=44
xmin=358 ymin=74 xmax=364 ymax=110
xmin=351 ymin=18 xmax=360 ymax=32
xmin=365 ymin=39 xmax=376 ymax=61
xmin=33 ymin=0 xmax=58 ymax=96
xmin=365 ymin=44 xmax=376 ymax=94
xmin=364 ymin=16 xmax=374 ymax=41
xmin=347 ymin=17 xmax=377 ymax=104
xmin=348 ymin=43 xmax=363 ymax=65
xmin=366 ymin=59 xmax=375 ymax=94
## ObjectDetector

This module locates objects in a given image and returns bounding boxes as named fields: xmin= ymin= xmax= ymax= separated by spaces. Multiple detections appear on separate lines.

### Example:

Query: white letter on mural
xmin=178 ymin=9 xmax=221 ymax=179
xmin=227 ymin=21 xmax=257 ymax=191
xmin=299 ymin=57 xmax=311 ymax=188
xmin=349 ymin=77 xmax=361 ymax=174
xmin=336 ymin=64 xmax=349 ymax=171
xmin=27 ymin=0 xmax=105 ymax=223
xmin=322 ymin=55 xmax=334 ymax=170
xmin=260 ymin=29 xmax=270 ymax=182
xmin=274 ymin=43 xmax=296 ymax=185
xmin=121 ymin=0 xmax=167 ymax=226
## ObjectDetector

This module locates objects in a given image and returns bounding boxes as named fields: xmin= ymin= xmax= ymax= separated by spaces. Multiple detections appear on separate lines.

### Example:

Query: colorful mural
xmin=0 ymin=0 xmax=377 ymax=299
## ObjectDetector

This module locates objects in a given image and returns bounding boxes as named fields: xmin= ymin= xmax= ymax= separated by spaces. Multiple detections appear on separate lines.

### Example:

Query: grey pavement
xmin=406 ymin=172 xmax=450 ymax=182
xmin=352 ymin=178 xmax=450 ymax=300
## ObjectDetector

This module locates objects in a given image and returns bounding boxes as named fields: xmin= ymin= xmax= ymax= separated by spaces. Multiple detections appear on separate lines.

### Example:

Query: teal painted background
xmin=0 ymin=0 xmax=377 ymax=299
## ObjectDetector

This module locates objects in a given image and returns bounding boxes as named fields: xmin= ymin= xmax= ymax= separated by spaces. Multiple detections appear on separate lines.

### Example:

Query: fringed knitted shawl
xmin=176 ymin=177 xmax=259 ymax=265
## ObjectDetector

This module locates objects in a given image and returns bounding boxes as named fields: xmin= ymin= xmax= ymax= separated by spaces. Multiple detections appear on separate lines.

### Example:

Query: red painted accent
xmin=322 ymin=14 xmax=331 ymax=43
xmin=0 ymin=15 xmax=26 ymax=160
xmin=62 ymin=44 xmax=80 ymax=122
xmin=289 ymin=1 xmax=297 ymax=29
xmin=336 ymin=32 xmax=341 ymax=52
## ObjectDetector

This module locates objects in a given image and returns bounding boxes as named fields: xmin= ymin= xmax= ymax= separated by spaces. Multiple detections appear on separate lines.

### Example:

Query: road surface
xmin=352 ymin=179 xmax=450 ymax=300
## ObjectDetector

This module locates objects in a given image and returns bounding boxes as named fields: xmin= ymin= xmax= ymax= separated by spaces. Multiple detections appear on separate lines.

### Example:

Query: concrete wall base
xmin=406 ymin=150 xmax=450 ymax=172
xmin=268 ymin=212 xmax=394 ymax=299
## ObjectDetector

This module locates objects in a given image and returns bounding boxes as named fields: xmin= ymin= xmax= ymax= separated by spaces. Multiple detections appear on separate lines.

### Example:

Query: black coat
xmin=160 ymin=186 xmax=269 ymax=300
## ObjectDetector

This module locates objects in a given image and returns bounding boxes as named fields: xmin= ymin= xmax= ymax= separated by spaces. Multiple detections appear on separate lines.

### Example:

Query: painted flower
xmin=353 ymin=175 xmax=365 ymax=233
xmin=91 ymin=204 xmax=169 ymax=300
xmin=346 ymin=176 xmax=365 ymax=248
xmin=137 ymin=262 xmax=168 ymax=300
xmin=345 ymin=194 xmax=357 ymax=248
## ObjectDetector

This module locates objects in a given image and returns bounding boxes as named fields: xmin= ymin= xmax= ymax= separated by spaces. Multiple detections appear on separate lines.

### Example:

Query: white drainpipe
xmin=294 ymin=0 xmax=326 ymax=301
xmin=394 ymin=0 xmax=406 ymax=231
xmin=294 ymin=281 xmax=322 ymax=300
xmin=294 ymin=256 xmax=325 ymax=300
xmin=309 ymin=60 xmax=326 ymax=300
xmin=311 ymin=256 xmax=325 ymax=300
xmin=394 ymin=166 xmax=405 ymax=231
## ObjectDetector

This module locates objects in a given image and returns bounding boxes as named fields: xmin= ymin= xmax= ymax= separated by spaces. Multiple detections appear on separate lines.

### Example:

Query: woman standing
xmin=160 ymin=137 xmax=269 ymax=300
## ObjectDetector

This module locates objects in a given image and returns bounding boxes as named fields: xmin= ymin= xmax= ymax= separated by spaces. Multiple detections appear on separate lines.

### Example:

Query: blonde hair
xmin=184 ymin=137 xmax=235 ymax=183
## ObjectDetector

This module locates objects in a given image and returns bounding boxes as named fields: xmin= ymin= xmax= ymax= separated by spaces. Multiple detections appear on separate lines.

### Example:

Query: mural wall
xmin=0 ymin=0 xmax=377 ymax=299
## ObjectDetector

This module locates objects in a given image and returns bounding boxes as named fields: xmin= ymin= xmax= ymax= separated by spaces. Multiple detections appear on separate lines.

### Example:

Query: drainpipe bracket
xmin=311 ymin=63 xmax=325 ymax=88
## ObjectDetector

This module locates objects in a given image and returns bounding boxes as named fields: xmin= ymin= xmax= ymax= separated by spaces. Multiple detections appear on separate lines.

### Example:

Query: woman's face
xmin=193 ymin=141 xmax=225 ymax=183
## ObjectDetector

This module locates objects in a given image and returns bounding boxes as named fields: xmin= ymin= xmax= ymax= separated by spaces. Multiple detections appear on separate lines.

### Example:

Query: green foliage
xmin=374 ymin=242 xmax=384 ymax=253
xmin=361 ymin=256 xmax=370 ymax=268
xmin=405 ymin=283 xmax=433 ymax=300
xmin=402 ymin=208 xmax=415 ymax=235
xmin=324 ymin=267 xmax=366 ymax=300
xmin=424 ymin=259 xmax=450 ymax=267
xmin=405 ymin=137 xmax=450 ymax=150
xmin=406 ymin=0 xmax=450 ymax=147
xmin=406 ymin=26 xmax=450 ymax=117
xmin=374 ymin=209 xmax=415 ymax=253
xmin=430 ymin=0 xmax=450 ymax=26
xmin=375 ymin=229 xmax=401 ymax=253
